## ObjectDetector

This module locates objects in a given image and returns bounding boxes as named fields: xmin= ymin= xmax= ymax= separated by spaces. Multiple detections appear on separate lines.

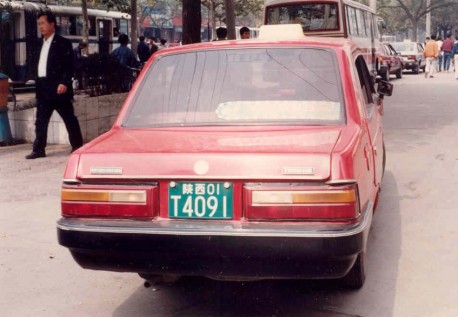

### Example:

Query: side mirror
xmin=377 ymin=80 xmax=393 ymax=97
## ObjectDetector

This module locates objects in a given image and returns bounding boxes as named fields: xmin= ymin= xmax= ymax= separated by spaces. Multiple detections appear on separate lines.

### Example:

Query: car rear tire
xmin=396 ymin=68 xmax=403 ymax=79
xmin=341 ymin=252 xmax=366 ymax=289
xmin=381 ymin=68 xmax=390 ymax=81
xmin=413 ymin=64 xmax=419 ymax=74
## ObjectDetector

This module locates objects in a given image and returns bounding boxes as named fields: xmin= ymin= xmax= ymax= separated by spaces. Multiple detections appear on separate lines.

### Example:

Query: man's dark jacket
xmin=35 ymin=34 xmax=74 ymax=102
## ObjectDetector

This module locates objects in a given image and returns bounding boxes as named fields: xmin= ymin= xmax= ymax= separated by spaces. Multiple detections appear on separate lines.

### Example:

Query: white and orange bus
xmin=264 ymin=0 xmax=381 ymax=79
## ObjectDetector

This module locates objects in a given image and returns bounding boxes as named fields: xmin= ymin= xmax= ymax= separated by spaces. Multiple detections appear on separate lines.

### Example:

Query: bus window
xmin=346 ymin=7 xmax=357 ymax=36
xmin=356 ymin=9 xmax=366 ymax=37
xmin=56 ymin=16 xmax=70 ymax=36
xmin=265 ymin=3 xmax=339 ymax=32
xmin=119 ymin=19 xmax=128 ymax=35
xmin=363 ymin=11 xmax=373 ymax=38
xmin=68 ymin=16 xmax=84 ymax=36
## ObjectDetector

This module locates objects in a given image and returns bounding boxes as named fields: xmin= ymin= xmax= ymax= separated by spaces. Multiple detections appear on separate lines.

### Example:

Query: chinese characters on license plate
xmin=169 ymin=182 xmax=233 ymax=219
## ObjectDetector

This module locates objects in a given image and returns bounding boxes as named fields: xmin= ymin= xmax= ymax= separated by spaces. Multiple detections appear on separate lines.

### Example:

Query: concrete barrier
xmin=8 ymin=93 xmax=127 ymax=144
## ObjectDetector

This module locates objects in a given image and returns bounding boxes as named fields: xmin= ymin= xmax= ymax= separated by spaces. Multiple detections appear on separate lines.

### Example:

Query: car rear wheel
xmin=413 ymin=64 xmax=419 ymax=74
xmin=381 ymin=68 xmax=390 ymax=81
xmin=396 ymin=68 xmax=403 ymax=79
xmin=341 ymin=252 xmax=366 ymax=289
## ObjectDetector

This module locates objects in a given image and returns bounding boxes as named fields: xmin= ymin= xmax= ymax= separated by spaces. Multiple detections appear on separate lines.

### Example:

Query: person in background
xmin=111 ymin=34 xmax=140 ymax=92
xmin=441 ymin=34 xmax=454 ymax=72
xmin=137 ymin=35 xmax=151 ymax=64
xmin=215 ymin=27 xmax=227 ymax=41
xmin=239 ymin=26 xmax=250 ymax=39
xmin=73 ymin=41 xmax=87 ymax=90
xmin=452 ymin=39 xmax=458 ymax=79
xmin=111 ymin=33 xmax=139 ymax=68
xmin=423 ymin=35 xmax=439 ymax=78
xmin=26 ymin=11 xmax=83 ymax=159
xmin=149 ymin=36 xmax=158 ymax=55
xmin=158 ymin=38 xmax=168 ymax=50
xmin=435 ymin=37 xmax=443 ymax=72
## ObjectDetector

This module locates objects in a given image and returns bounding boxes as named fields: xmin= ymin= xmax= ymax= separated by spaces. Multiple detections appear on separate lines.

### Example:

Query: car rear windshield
xmin=391 ymin=42 xmax=415 ymax=52
xmin=123 ymin=47 xmax=344 ymax=127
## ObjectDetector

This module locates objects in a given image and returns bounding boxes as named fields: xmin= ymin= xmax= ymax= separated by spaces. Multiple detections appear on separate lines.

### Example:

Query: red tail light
xmin=243 ymin=183 xmax=360 ymax=221
xmin=61 ymin=180 xmax=159 ymax=218
xmin=407 ymin=55 xmax=417 ymax=60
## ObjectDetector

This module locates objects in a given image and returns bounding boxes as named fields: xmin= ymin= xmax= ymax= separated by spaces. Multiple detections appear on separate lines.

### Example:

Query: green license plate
xmin=169 ymin=182 xmax=233 ymax=219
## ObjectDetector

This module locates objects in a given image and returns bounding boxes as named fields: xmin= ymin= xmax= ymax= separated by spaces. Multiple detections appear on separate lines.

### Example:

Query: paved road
xmin=1 ymin=70 xmax=458 ymax=316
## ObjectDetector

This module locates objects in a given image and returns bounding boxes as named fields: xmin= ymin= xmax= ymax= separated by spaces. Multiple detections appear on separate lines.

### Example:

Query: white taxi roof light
xmin=258 ymin=24 xmax=305 ymax=41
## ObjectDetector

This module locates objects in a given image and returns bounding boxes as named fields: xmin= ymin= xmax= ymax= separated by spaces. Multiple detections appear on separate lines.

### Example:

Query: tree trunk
xmin=411 ymin=19 xmax=418 ymax=41
xmin=81 ymin=0 xmax=89 ymax=55
xmin=130 ymin=0 xmax=138 ymax=56
xmin=224 ymin=0 xmax=235 ymax=39
xmin=182 ymin=0 xmax=202 ymax=44
xmin=210 ymin=1 xmax=216 ymax=40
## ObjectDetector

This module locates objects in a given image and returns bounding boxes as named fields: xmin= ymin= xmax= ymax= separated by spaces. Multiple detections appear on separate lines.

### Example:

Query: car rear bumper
xmin=57 ymin=210 xmax=372 ymax=280
xmin=403 ymin=61 xmax=418 ymax=69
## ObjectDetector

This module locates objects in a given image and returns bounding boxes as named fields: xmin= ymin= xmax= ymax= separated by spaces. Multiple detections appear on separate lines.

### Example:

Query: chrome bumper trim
xmin=57 ymin=203 xmax=372 ymax=239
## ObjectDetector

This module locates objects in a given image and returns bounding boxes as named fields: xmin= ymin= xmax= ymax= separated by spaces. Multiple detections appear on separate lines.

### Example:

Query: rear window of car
xmin=391 ymin=42 xmax=415 ymax=52
xmin=123 ymin=47 xmax=344 ymax=127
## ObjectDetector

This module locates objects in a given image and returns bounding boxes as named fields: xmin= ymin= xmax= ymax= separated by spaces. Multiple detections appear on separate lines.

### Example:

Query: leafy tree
xmin=430 ymin=5 xmax=458 ymax=38
xmin=202 ymin=0 xmax=263 ymax=26
xmin=378 ymin=0 xmax=458 ymax=41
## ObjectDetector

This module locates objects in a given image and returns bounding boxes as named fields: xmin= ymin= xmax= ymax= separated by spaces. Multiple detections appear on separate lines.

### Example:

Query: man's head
xmin=78 ymin=41 xmax=87 ymax=49
xmin=216 ymin=27 xmax=227 ymax=40
xmin=239 ymin=26 xmax=250 ymax=39
xmin=431 ymin=34 xmax=436 ymax=40
xmin=139 ymin=36 xmax=145 ymax=42
xmin=118 ymin=33 xmax=129 ymax=46
xmin=37 ymin=11 xmax=56 ymax=40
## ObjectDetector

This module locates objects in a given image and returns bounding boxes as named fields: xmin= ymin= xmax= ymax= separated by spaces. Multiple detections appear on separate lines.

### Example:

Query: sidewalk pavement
xmin=0 ymin=143 xmax=71 ymax=203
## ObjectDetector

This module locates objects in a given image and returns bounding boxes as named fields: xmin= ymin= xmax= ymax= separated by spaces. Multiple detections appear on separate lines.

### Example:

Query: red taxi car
xmin=58 ymin=25 xmax=392 ymax=289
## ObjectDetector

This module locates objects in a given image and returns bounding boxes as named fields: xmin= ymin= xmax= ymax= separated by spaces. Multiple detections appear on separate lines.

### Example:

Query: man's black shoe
xmin=25 ymin=151 xmax=46 ymax=159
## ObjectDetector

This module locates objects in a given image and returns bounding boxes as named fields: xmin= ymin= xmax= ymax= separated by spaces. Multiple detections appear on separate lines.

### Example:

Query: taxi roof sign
xmin=258 ymin=24 xmax=305 ymax=41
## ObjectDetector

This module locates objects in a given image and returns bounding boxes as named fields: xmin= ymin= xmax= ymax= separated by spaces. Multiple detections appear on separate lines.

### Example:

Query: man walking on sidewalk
xmin=26 ymin=11 xmax=83 ymax=159
xmin=442 ymin=34 xmax=454 ymax=72
xmin=423 ymin=35 xmax=439 ymax=78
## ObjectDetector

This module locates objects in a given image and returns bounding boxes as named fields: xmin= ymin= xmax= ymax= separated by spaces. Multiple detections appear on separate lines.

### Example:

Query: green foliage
xmin=377 ymin=0 xmax=458 ymax=40
xmin=201 ymin=0 xmax=264 ymax=24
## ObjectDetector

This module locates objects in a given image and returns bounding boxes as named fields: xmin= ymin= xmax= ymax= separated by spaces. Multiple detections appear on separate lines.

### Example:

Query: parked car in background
xmin=57 ymin=25 xmax=393 ymax=289
xmin=391 ymin=41 xmax=426 ymax=74
xmin=378 ymin=43 xmax=404 ymax=80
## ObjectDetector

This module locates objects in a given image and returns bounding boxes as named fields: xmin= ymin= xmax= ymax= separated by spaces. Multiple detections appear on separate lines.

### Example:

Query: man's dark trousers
xmin=33 ymin=79 xmax=83 ymax=153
